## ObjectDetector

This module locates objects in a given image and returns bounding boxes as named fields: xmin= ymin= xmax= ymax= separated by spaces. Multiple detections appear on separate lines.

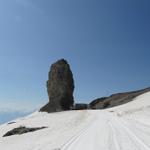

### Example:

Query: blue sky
xmin=0 ymin=0 xmax=150 ymax=112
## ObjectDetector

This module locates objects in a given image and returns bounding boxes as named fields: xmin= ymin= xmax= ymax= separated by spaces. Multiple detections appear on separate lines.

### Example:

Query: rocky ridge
xmin=40 ymin=59 xmax=150 ymax=112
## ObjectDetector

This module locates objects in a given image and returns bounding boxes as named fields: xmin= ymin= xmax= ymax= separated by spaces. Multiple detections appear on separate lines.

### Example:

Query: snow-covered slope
xmin=1 ymin=92 xmax=150 ymax=150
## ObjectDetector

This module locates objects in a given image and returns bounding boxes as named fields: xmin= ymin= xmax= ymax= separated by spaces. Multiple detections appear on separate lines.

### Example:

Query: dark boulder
xmin=40 ymin=59 xmax=74 ymax=112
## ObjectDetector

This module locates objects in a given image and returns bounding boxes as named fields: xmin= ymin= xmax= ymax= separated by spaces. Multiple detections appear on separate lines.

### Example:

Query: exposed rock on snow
xmin=1 ymin=91 xmax=150 ymax=150
xmin=3 ymin=126 xmax=47 ymax=137
xmin=40 ymin=59 xmax=74 ymax=112
xmin=90 ymin=87 xmax=150 ymax=109
xmin=73 ymin=103 xmax=89 ymax=110
xmin=7 ymin=121 xmax=16 ymax=125
xmin=89 ymin=97 xmax=108 ymax=109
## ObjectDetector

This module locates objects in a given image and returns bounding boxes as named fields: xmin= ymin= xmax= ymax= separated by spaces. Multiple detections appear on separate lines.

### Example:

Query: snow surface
xmin=0 ymin=92 xmax=150 ymax=150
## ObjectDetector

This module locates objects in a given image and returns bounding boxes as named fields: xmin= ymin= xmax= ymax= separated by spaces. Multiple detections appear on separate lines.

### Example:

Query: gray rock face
xmin=40 ymin=59 xmax=74 ymax=112
xmin=40 ymin=59 xmax=150 ymax=112
xmin=90 ymin=87 xmax=150 ymax=109
xmin=73 ymin=103 xmax=89 ymax=110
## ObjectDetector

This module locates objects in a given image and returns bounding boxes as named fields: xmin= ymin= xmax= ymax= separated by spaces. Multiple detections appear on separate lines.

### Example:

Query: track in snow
xmin=58 ymin=112 xmax=150 ymax=150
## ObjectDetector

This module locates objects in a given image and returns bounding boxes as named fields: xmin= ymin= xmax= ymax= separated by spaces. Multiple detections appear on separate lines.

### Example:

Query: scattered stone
xmin=40 ymin=59 xmax=74 ymax=113
xmin=3 ymin=126 xmax=47 ymax=137
xmin=7 ymin=121 xmax=16 ymax=125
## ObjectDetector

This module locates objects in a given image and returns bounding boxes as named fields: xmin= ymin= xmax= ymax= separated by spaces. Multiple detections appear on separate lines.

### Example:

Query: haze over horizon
xmin=0 ymin=0 xmax=150 ymax=114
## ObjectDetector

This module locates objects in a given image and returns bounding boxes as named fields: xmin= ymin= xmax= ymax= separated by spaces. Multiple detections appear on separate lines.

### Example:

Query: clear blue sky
xmin=0 ymin=0 xmax=150 ymax=112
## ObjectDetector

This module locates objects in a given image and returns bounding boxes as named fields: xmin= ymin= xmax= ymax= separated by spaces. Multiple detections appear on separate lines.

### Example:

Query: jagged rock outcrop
xmin=40 ymin=59 xmax=74 ymax=112
xmin=90 ymin=87 xmax=150 ymax=109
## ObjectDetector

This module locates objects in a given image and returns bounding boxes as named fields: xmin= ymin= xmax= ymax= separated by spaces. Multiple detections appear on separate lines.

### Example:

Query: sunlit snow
xmin=1 ymin=92 xmax=150 ymax=150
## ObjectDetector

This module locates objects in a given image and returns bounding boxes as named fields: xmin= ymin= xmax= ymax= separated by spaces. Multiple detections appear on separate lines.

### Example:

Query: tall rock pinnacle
xmin=40 ymin=59 xmax=74 ymax=112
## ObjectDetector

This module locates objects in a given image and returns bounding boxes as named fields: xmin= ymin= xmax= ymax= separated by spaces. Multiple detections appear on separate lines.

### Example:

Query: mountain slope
xmin=90 ymin=87 xmax=150 ymax=109
xmin=1 ymin=92 xmax=150 ymax=150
